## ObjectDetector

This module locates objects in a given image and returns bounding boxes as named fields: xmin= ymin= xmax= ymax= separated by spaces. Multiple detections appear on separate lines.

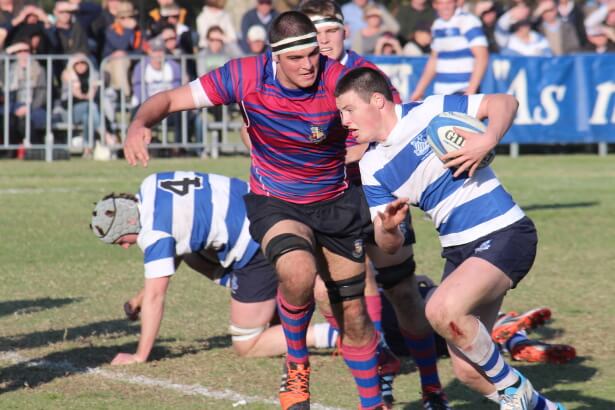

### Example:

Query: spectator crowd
xmin=0 ymin=0 xmax=613 ymax=156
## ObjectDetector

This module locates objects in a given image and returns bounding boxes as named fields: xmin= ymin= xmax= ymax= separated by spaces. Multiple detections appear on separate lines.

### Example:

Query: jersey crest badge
xmin=309 ymin=126 xmax=326 ymax=143
xmin=352 ymin=239 xmax=364 ymax=259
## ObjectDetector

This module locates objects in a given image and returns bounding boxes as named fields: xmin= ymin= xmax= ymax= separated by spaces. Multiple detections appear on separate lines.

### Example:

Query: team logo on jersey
xmin=230 ymin=274 xmax=239 ymax=294
xmin=309 ymin=126 xmax=326 ymax=143
xmin=411 ymin=130 xmax=431 ymax=157
xmin=352 ymin=239 xmax=364 ymax=259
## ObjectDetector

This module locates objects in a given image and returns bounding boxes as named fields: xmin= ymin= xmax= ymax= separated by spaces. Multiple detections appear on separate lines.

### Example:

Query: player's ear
xmin=344 ymin=25 xmax=349 ymax=40
xmin=371 ymin=92 xmax=385 ymax=109
xmin=273 ymin=54 xmax=280 ymax=63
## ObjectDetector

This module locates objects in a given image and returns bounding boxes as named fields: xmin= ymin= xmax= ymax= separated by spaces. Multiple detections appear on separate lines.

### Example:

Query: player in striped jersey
xmin=410 ymin=0 xmax=488 ymax=100
xmin=91 ymin=172 xmax=284 ymax=364
xmin=335 ymin=67 xmax=565 ymax=410
xmin=123 ymin=12 xmax=383 ymax=410
xmin=299 ymin=1 xmax=449 ymax=408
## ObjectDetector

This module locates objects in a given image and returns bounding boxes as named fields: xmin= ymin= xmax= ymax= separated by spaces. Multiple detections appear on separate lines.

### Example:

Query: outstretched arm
xmin=111 ymin=276 xmax=171 ymax=365
xmin=124 ymin=84 xmax=197 ymax=167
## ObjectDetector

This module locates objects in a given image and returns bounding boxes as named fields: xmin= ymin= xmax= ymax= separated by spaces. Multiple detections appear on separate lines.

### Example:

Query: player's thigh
xmin=428 ymin=257 xmax=511 ymax=319
xmin=230 ymin=298 xmax=277 ymax=328
xmin=321 ymin=246 xmax=364 ymax=281
xmin=366 ymin=243 xmax=415 ymax=268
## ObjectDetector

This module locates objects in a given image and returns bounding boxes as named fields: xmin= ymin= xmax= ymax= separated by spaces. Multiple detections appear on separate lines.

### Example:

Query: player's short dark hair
xmin=298 ymin=0 xmax=343 ymax=19
xmin=334 ymin=67 xmax=394 ymax=102
xmin=269 ymin=11 xmax=317 ymax=45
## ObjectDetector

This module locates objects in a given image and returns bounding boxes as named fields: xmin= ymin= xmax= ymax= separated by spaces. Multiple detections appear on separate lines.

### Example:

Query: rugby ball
xmin=426 ymin=112 xmax=495 ymax=169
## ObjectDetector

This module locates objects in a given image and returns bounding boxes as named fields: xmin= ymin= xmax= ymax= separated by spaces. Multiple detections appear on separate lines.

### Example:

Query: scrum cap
xmin=91 ymin=193 xmax=141 ymax=244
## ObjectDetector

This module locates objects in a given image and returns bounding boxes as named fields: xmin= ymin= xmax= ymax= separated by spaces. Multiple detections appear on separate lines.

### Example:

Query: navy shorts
xmin=226 ymin=251 xmax=278 ymax=303
xmin=441 ymin=217 xmax=537 ymax=288
xmin=244 ymin=184 xmax=372 ymax=263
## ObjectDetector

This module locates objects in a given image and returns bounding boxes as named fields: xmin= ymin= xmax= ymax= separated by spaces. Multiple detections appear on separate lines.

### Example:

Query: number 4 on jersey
xmin=159 ymin=177 xmax=202 ymax=196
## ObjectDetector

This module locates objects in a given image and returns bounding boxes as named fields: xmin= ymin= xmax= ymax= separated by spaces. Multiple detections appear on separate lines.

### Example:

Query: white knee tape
xmin=229 ymin=324 xmax=266 ymax=342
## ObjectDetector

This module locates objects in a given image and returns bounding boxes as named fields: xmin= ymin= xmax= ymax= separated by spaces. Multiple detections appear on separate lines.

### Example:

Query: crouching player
xmin=91 ymin=171 xmax=332 ymax=364
xmin=334 ymin=67 xmax=566 ymax=409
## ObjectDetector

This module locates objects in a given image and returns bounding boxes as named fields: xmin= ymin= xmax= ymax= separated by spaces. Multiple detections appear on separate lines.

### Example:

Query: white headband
xmin=310 ymin=14 xmax=344 ymax=29
xmin=271 ymin=32 xmax=318 ymax=55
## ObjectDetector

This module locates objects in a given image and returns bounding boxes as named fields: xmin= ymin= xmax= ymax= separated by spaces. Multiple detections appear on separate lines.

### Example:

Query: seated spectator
xmin=131 ymin=36 xmax=182 ymax=139
xmin=342 ymin=0 xmax=399 ymax=49
xmin=239 ymin=0 xmax=278 ymax=54
xmin=534 ymin=0 xmax=581 ymax=54
xmin=585 ymin=24 xmax=615 ymax=52
xmin=61 ymin=53 xmax=102 ymax=157
xmin=374 ymin=31 xmax=402 ymax=54
xmin=148 ymin=0 xmax=189 ymax=29
xmin=4 ymin=41 xmax=47 ymax=145
xmin=2 ymin=5 xmax=52 ymax=54
xmin=402 ymin=19 xmax=432 ymax=55
xmin=196 ymin=25 xmax=241 ymax=74
xmin=152 ymin=4 xmax=197 ymax=79
xmin=475 ymin=0 xmax=500 ymax=53
xmin=501 ymin=18 xmax=553 ymax=56
xmin=196 ymin=0 xmax=238 ymax=49
xmin=48 ymin=2 xmax=89 ymax=55
xmin=103 ymin=1 xmax=143 ymax=96
xmin=67 ymin=0 xmax=105 ymax=60
xmin=351 ymin=4 xmax=388 ymax=54
xmin=584 ymin=0 xmax=615 ymax=36
xmin=395 ymin=0 xmax=436 ymax=44
xmin=245 ymin=24 xmax=267 ymax=55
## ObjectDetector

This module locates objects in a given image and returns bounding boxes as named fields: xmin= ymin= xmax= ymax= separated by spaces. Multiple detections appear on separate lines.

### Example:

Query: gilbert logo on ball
xmin=426 ymin=111 xmax=495 ymax=169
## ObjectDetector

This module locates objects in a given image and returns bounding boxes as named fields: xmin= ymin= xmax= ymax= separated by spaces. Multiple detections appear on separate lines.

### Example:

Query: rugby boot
xmin=422 ymin=388 xmax=453 ymax=410
xmin=510 ymin=340 xmax=576 ymax=364
xmin=279 ymin=361 xmax=310 ymax=410
xmin=492 ymin=308 xmax=552 ymax=344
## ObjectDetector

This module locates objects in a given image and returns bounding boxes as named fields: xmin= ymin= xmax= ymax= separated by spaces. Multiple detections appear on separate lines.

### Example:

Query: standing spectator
xmin=5 ymin=41 xmax=47 ymax=145
xmin=395 ymin=0 xmax=436 ymax=45
xmin=534 ymin=0 xmax=581 ymax=54
xmin=66 ymin=0 xmax=105 ymax=60
xmin=401 ymin=19 xmax=432 ymax=55
xmin=103 ymin=1 xmax=143 ymax=97
xmin=342 ymin=0 xmax=400 ymax=48
xmin=474 ymin=0 xmax=500 ymax=53
xmin=240 ymin=0 xmax=278 ymax=54
xmin=411 ymin=0 xmax=488 ymax=100
xmin=501 ymin=18 xmax=553 ymax=55
xmin=131 ymin=36 xmax=183 ymax=142
xmin=61 ymin=53 xmax=101 ymax=157
xmin=48 ymin=1 xmax=89 ymax=55
xmin=556 ymin=0 xmax=587 ymax=47
xmin=585 ymin=24 xmax=615 ymax=52
xmin=154 ymin=4 xmax=197 ymax=78
xmin=245 ymin=24 xmax=267 ymax=54
xmin=2 ymin=5 xmax=51 ymax=54
xmin=374 ymin=31 xmax=403 ymax=54
xmin=196 ymin=25 xmax=240 ymax=74
xmin=196 ymin=0 xmax=238 ymax=49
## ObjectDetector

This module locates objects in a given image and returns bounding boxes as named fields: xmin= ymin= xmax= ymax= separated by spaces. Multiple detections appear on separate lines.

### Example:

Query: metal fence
xmin=0 ymin=53 xmax=246 ymax=161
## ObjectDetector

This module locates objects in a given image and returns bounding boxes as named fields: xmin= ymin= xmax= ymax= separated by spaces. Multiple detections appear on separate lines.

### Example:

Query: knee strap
xmin=376 ymin=256 xmax=416 ymax=289
xmin=264 ymin=233 xmax=313 ymax=266
xmin=229 ymin=323 xmax=266 ymax=342
xmin=325 ymin=272 xmax=366 ymax=304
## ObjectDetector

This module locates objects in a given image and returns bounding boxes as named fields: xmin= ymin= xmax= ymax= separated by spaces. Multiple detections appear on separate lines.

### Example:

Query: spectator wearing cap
xmin=342 ymin=0 xmax=399 ymax=49
xmin=394 ymin=0 xmax=436 ymax=44
xmin=534 ymin=0 xmax=581 ymax=54
xmin=196 ymin=0 xmax=238 ymax=49
xmin=402 ymin=19 xmax=432 ymax=55
xmin=48 ymin=1 xmax=89 ymax=55
xmin=131 ymin=35 xmax=183 ymax=140
xmin=351 ymin=4 xmax=390 ymax=54
xmin=245 ymin=24 xmax=267 ymax=54
xmin=239 ymin=0 xmax=278 ymax=54
xmin=3 ymin=41 xmax=47 ymax=146
xmin=474 ymin=0 xmax=500 ymax=52
xmin=410 ymin=0 xmax=488 ymax=100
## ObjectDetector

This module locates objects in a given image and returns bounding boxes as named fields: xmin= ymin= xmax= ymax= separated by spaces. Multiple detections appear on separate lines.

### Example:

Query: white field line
xmin=0 ymin=351 xmax=345 ymax=410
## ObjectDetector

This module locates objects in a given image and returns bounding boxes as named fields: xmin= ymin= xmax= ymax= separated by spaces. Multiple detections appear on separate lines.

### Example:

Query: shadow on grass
xmin=524 ymin=201 xmax=599 ymax=212
xmin=397 ymin=357 xmax=615 ymax=410
xmin=0 ymin=297 xmax=82 ymax=318
xmin=0 ymin=319 xmax=141 ymax=350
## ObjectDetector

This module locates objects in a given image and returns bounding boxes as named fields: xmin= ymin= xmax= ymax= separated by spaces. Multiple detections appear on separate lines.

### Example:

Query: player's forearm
xmin=131 ymin=92 xmax=174 ymax=129
xmin=413 ymin=54 xmax=437 ymax=98
xmin=482 ymin=94 xmax=518 ymax=145
xmin=135 ymin=287 xmax=167 ymax=361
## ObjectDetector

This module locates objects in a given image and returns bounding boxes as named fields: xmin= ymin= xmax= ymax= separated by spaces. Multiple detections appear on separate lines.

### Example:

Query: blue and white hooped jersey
xmin=431 ymin=9 xmax=487 ymax=95
xmin=359 ymin=94 xmax=525 ymax=247
xmin=136 ymin=172 xmax=260 ymax=278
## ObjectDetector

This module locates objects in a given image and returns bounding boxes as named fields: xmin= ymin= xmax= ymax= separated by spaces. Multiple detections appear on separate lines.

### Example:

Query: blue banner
xmin=368 ymin=54 xmax=615 ymax=143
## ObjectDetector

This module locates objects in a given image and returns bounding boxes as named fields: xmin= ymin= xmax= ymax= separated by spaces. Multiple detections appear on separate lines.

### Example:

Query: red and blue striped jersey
xmin=190 ymin=50 xmax=350 ymax=204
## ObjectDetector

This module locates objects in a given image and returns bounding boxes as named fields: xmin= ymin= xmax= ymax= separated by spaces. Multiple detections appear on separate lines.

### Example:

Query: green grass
xmin=0 ymin=155 xmax=614 ymax=409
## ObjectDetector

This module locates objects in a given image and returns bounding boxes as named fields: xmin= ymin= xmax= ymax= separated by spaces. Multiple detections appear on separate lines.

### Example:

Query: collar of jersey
xmin=381 ymin=104 xmax=404 ymax=147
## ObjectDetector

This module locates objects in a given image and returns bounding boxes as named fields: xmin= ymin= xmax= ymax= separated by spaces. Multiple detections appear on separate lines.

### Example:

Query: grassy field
xmin=0 ymin=155 xmax=614 ymax=409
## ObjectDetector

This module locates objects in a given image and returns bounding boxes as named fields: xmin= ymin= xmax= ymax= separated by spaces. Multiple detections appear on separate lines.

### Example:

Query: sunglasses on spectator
xmin=208 ymin=37 xmax=224 ymax=43
xmin=163 ymin=36 xmax=177 ymax=42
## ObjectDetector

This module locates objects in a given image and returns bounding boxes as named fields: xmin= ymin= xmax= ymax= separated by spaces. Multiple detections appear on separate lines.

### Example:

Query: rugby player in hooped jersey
xmin=335 ymin=67 xmax=566 ymax=410
xmin=299 ymin=1 xmax=450 ymax=408
xmin=123 ymin=11 xmax=385 ymax=410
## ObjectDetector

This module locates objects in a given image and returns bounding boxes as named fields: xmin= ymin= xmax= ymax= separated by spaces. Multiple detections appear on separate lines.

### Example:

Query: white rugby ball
xmin=426 ymin=111 xmax=495 ymax=169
